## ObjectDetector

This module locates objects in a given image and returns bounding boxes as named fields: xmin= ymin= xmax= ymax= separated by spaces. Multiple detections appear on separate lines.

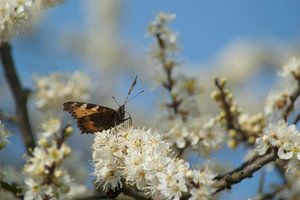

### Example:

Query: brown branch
xmin=214 ymin=148 xmax=277 ymax=193
xmin=155 ymin=33 xmax=183 ymax=118
xmin=214 ymin=78 xmax=235 ymax=130
xmin=282 ymin=79 xmax=300 ymax=121
xmin=214 ymin=78 xmax=250 ymax=143
xmin=67 ymin=190 xmax=120 ymax=200
xmin=0 ymin=179 xmax=23 ymax=198
xmin=122 ymin=185 xmax=150 ymax=200
xmin=71 ymin=185 xmax=149 ymax=200
xmin=0 ymin=42 xmax=35 ymax=152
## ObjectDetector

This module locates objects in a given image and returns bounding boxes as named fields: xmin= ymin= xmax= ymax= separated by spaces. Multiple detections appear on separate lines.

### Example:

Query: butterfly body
xmin=63 ymin=102 xmax=126 ymax=134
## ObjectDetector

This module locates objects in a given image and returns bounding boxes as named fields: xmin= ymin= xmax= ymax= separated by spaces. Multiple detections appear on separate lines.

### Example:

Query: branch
xmin=0 ymin=179 xmax=23 ymax=198
xmin=0 ymin=42 xmax=35 ymax=152
xmin=293 ymin=112 xmax=300 ymax=124
xmin=122 ymin=185 xmax=150 ymax=200
xmin=214 ymin=78 xmax=235 ymax=130
xmin=0 ymin=110 xmax=17 ymax=123
xmin=214 ymin=78 xmax=249 ymax=142
xmin=214 ymin=148 xmax=277 ymax=193
xmin=71 ymin=185 xmax=149 ymax=200
xmin=282 ymin=79 xmax=300 ymax=121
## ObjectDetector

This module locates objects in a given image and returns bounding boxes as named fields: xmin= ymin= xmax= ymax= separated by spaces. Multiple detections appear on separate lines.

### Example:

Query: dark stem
xmin=214 ymin=78 xmax=247 ymax=140
xmin=156 ymin=33 xmax=181 ymax=116
xmin=282 ymin=79 xmax=300 ymax=121
xmin=0 ymin=179 xmax=23 ymax=198
xmin=293 ymin=112 xmax=300 ymax=124
xmin=71 ymin=185 xmax=149 ymax=200
xmin=214 ymin=78 xmax=234 ymax=130
xmin=0 ymin=42 xmax=35 ymax=152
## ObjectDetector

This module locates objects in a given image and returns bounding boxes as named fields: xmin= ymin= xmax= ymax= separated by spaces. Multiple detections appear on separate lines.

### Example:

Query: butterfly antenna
xmin=127 ymin=90 xmax=145 ymax=103
xmin=112 ymin=96 xmax=121 ymax=107
xmin=124 ymin=75 xmax=138 ymax=104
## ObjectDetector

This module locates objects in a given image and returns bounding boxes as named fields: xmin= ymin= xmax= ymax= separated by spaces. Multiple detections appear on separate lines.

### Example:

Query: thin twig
xmin=0 ymin=179 xmax=23 ymax=198
xmin=282 ymin=79 xmax=300 ymax=121
xmin=214 ymin=78 xmax=248 ymax=141
xmin=70 ymin=185 xmax=149 ymax=200
xmin=155 ymin=33 xmax=183 ymax=118
xmin=122 ymin=185 xmax=150 ymax=200
xmin=258 ymin=169 xmax=266 ymax=194
xmin=0 ymin=110 xmax=17 ymax=123
xmin=0 ymin=42 xmax=35 ymax=152
xmin=293 ymin=112 xmax=300 ymax=124
xmin=214 ymin=78 xmax=235 ymax=130
xmin=214 ymin=148 xmax=277 ymax=193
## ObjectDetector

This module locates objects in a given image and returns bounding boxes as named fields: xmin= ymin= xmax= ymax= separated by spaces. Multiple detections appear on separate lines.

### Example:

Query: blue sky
xmin=1 ymin=0 xmax=300 ymax=199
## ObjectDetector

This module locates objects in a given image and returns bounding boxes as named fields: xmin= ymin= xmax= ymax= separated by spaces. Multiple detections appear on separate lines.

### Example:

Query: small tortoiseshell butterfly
xmin=63 ymin=75 xmax=143 ymax=134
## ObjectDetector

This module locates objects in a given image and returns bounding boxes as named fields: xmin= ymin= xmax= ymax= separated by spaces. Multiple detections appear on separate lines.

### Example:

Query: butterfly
xmin=63 ymin=75 xmax=143 ymax=134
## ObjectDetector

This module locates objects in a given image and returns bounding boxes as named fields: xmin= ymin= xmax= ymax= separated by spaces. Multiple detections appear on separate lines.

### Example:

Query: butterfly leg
xmin=125 ymin=111 xmax=132 ymax=126
xmin=122 ymin=117 xmax=132 ymax=124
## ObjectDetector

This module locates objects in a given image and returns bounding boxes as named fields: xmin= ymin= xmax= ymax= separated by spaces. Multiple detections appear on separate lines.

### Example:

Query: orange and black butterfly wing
xmin=63 ymin=102 xmax=119 ymax=134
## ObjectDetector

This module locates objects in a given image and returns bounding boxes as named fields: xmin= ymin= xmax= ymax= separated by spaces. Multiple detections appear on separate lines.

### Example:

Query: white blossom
xmin=264 ymin=83 xmax=295 ymax=117
xmin=157 ymin=160 xmax=188 ymax=200
xmin=148 ymin=12 xmax=177 ymax=52
xmin=23 ymin=121 xmax=72 ymax=199
xmin=92 ymin=126 xmax=217 ymax=199
xmin=0 ymin=166 xmax=24 ymax=200
xmin=39 ymin=118 xmax=61 ymax=138
xmin=279 ymin=57 xmax=300 ymax=79
xmin=255 ymin=120 xmax=300 ymax=162
xmin=265 ymin=57 xmax=300 ymax=117
xmin=165 ymin=118 xmax=189 ymax=149
xmin=0 ymin=0 xmax=64 ymax=43
xmin=163 ymin=116 xmax=224 ymax=156
xmin=187 ymin=168 xmax=217 ymax=200
xmin=197 ymin=118 xmax=225 ymax=153
xmin=34 ymin=72 xmax=90 ymax=112
xmin=0 ymin=120 xmax=10 ymax=149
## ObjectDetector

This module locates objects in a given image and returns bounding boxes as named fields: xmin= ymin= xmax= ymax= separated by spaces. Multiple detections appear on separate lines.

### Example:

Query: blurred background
xmin=1 ymin=0 xmax=300 ymax=199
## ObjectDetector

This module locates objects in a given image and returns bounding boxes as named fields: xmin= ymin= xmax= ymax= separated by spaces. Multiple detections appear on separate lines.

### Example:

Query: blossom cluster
xmin=34 ymin=72 xmax=90 ymax=112
xmin=0 ymin=0 xmax=64 ymax=43
xmin=23 ymin=118 xmax=72 ymax=200
xmin=92 ymin=127 xmax=217 ymax=200
xmin=0 ymin=120 xmax=10 ymax=149
xmin=148 ymin=12 xmax=223 ymax=155
xmin=165 ymin=117 xmax=225 ymax=155
xmin=264 ymin=57 xmax=300 ymax=118
xmin=212 ymin=77 xmax=265 ymax=147
xmin=148 ymin=12 xmax=186 ymax=119
xmin=148 ymin=12 xmax=177 ymax=56
xmin=255 ymin=120 xmax=300 ymax=174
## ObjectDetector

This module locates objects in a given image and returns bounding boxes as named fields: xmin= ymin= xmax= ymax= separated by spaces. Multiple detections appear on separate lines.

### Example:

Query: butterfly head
xmin=117 ymin=104 xmax=126 ymax=120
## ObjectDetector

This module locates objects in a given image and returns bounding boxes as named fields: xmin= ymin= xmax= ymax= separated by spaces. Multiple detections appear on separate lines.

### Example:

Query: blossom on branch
xmin=92 ymin=126 xmax=217 ymax=200
xmin=0 ymin=0 xmax=64 ymax=43
xmin=279 ymin=57 xmax=300 ymax=80
xmin=255 ymin=120 xmax=300 ymax=175
xmin=34 ymin=72 xmax=90 ymax=112
xmin=23 ymin=120 xmax=72 ymax=200
xmin=264 ymin=57 xmax=300 ymax=118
